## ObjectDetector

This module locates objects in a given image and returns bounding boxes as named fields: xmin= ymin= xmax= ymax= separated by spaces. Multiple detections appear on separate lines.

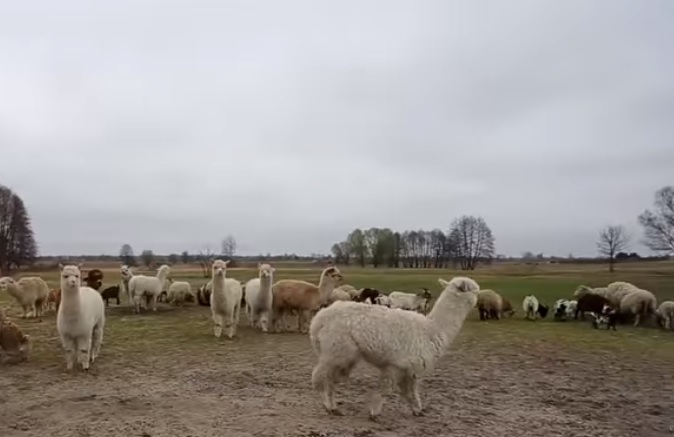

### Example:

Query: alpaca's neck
xmin=317 ymin=274 xmax=336 ymax=303
xmin=212 ymin=274 xmax=227 ymax=301
xmin=156 ymin=270 xmax=168 ymax=287
xmin=426 ymin=291 xmax=474 ymax=352
xmin=60 ymin=284 xmax=82 ymax=316
xmin=260 ymin=275 xmax=272 ymax=291
xmin=7 ymin=283 xmax=21 ymax=299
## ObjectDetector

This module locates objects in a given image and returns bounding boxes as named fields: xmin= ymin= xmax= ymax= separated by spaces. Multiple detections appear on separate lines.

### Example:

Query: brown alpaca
xmin=271 ymin=266 xmax=343 ymax=333
xmin=0 ymin=307 xmax=32 ymax=364
xmin=47 ymin=288 xmax=62 ymax=312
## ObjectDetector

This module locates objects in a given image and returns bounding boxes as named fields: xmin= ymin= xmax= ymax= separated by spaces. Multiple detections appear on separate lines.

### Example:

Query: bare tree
xmin=221 ymin=235 xmax=237 ymax=259
xmin=180 ymin=250 xmax=190 ymax=264
xmin=597 ymin=225 xmax=630 ymax=272
xmin=119 ymin=244 xmax=136 ymax=266
xmin=197 ymin=246 xmax=214 ymax=278
xmin=447 ymin=216 xmax=495 ymax=270
xmin=638 ymin=186 xmax=674 ymax=254
xmin=140 ymin=249 xmax=155 ymax=268
xmin=0 ymin=185 xmax=38 ymax=273
xmin=167 ymin=253 xmax=179 ymax=264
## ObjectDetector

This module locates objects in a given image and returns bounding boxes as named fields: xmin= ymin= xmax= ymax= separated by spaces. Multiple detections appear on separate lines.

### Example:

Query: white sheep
xmin=210 ymin=260 xmax=243 ymax=338
xmin=606 ymin=281 xmax=639 ymax=308
xmin=619 ymin=288 xmax=657 ymax=327
xmin=309 ymin=276 xmax=479 ymax=418
xmin=167 ymin=280 xmax=195 ymax=305
xmin=327 ymin=288 xmax=351 ymax=305
xmin=388 ymin=289 xmax=432 ymax=314
xmin=335 ymin=284 xmax=360 ymax=300
xmin=475 ymin=289 xmax=503 ymax=320
xmin=120 ymin=265 xmax=134 ymax=306
xmin=0 ymin=276 xmax=49 ymax=320
xmin=522 ymin=295 xmax=539 ymax=320
xmin=656 ymin=301 xmax=674 ymax=330
xmin=56 ymin=264 xmax=106 ymax=371
xmin=565 ymin=300 xmax=578 ymax=319
xmin=244 ymin=263 xmax=275 ymax=332
xmin=128 ymin=264 xmax=171 ymax=313
xmin=374 ymin=294 xmax=392 ymax=307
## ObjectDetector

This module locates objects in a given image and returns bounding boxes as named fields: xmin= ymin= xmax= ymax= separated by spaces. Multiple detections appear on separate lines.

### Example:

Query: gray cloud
xmin=1 ymin=0 xmax=673 ymax=257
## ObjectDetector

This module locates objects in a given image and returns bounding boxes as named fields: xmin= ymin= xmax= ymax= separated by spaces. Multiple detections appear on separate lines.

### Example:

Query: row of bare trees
xmin=330 ymin=215 xmax=496 ymax=270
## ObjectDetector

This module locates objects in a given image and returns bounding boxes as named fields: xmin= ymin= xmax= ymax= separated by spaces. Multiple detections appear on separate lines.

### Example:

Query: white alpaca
xmin=120 ymin=265 xmax=134 ymax=306
xmin=0 ymin=276 xmax=49 ymax=320
xmin=210 ymin=260 xmax=243 ymax=338
xmin=522 ymin=295 xmax=539 ymax=320
xmin=128 ymin=264 xmax=171 ymax=313
xmin=244 ymin=263 xmax=275 ymax=332
xmin=309 ymin=276 xmax=480 ymax=418
xmin=56 ymin=264 xmax=106 ymax=371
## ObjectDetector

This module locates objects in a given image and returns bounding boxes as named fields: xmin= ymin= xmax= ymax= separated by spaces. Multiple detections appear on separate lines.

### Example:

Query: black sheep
xmin=100 ymin=285 xmax=121 ymax=306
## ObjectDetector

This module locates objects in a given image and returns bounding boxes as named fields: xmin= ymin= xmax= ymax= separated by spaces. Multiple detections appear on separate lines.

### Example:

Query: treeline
xmin=330 ymin=215 xmax=496 ymax=270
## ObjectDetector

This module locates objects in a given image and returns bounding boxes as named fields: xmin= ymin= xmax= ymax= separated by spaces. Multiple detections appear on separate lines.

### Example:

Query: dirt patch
xmin=1 ymin=307 xmax=672 ymax=437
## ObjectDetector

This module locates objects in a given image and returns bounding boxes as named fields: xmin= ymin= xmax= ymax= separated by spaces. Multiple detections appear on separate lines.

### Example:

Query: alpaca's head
xmin=156 ymin=264 xmax=171 ymax=277
xmin=258 ymin=263 xmax=275 ymax=279
xmin=120 ymin=265 xmax=133 ymax=279
xmin=212 ymin=260 xmax=230 ymax=277
xmin=0 ymin=277 xmax=16 ymax=292
xmin=320 ymin=266 xmax=343 ymax=284
xmin=59 ymin=263 xmax=84 ymax=289
xmin=437 ymin=276 xmax=480 ymax=307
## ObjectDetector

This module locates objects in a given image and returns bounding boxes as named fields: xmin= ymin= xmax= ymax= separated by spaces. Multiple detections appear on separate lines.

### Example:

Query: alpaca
xmin=244 ymin=263 xmax=275 ymax=332
xmin=47 ymin=288 xmax=62 ymax=312
xmin=128 ymin=264 xmax=171 ymax=313
xmin=210 ymin=260 xmax=243 ymax=338
xmin=271 ymin=266 xmax=343 ymax=333
xmin=120 ymin=265 xmax=134 ymax=305
xmin=56 ymin=264 xmax=106 ymax=371
xmin=0 ymin=306 xmax=32 ymax=364
xmin=83 ymin=269 xmax=104 ymax=291
xmin=0 ymin=276 xmax=49 ymax=320
xmin=309 ymin=276 xmax=480 ymax=418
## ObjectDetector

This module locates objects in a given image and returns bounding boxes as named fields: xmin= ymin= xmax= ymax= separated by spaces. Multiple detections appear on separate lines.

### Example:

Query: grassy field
xmin=1 ymin=262 xmax=673 ymax=436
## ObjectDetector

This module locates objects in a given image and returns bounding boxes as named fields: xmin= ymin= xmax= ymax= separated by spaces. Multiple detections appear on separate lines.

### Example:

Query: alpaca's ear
xmin=58 ymin=263 xmax=64 ymax=270
xmin=223 ymin=260 xmax=230 ymax=267
xmin=438 ymin=278 xmax=449 ymax=287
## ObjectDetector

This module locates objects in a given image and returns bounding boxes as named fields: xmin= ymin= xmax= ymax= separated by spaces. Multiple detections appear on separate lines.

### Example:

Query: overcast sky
xmin=1 ymin=0 xmax=673 ymax=257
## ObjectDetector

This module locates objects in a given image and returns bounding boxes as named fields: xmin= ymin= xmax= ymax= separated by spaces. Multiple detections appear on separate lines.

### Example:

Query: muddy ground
xmin=0 ymin=306 xmax=672 ymax=437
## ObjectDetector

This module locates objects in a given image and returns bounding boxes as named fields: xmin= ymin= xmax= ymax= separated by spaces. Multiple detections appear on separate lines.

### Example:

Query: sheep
xmin=271 ymin=266 xmax=343 ymax=333
xmin=374 ymin=294 xmax=392 ymax=307
xmin=128 ymin=264 xmax=171 ymax=313
xmin=475 ymin=289 xmax=503 ymax=321
xmin=244 ymin=263 xmax=275 ymax=332
xmin=537 ymin=303 xmax=549 ymax=318
xmin=100 ymin=285 xmax=121 ymax=306
xmin=0 ymin=306 xmax=32 ymax=364
xmin=326 ymin=287 xmax=351 ymax=306
xmin=83 ymin=269 xmax=104 ymax=291
xmin=197 ymin=282 xmax=212 ymax=306
xmin=501 ymin=297 xmax=516 ymax=318
xmin=167 ymin=280 xmax=195 ymax=306
xmin=335 ymin=284 xmax=360 ymax=300
xmin=656 ymin=301 xmax=674 ymax=330
xmin=47 ymin=288 xmax=62 ymax=312
xmin=606 ymin=281 xmax=640 ymax=308
xmin=591 ymin=305 xmax=618 ymax=331
xmin=522 ymin=295 xmax=540 ymax=320
xmin=353 ymin=287 xmax=382 ymax=304
xmin=309 ymin=276 xmax=480 ymax=418
xmin=210 ymin=260 xmax=243 ymax=338
xmin=553 ymin=299 xmax=574 ymax=320
xmin=565 ymin=300 xmax=578 ymax=319
xmin=619 ymin=288 xmax=657 ymax=327
xmin=388 ymin=289 xmax=433 ymax=314
xmin=56 ymin=264 xmax=105 ymax=371
xmin=120 ymin=265 xmax=134 ymax=305
xmin=0 ymin=276 xmax=49 ymax=321
xmin=575 ymin=293 xmax=611 ymax=320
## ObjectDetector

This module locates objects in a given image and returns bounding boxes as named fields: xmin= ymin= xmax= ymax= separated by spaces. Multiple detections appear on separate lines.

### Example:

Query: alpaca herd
xmin=1 ymin=262 xmax=673 ymax=418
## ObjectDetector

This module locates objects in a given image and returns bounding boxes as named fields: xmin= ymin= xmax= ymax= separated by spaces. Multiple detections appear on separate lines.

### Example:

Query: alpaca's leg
xmin=225 ymin=312 xmax=235 ymax=339
xmin=400 ymin=372 xmax=423 ymax=416
xmin=76 ymin=336 xmax=93 ymax=370
xmin=312 ymin=359 xmax=341 ymax=415
xmin=212 ymin=312 xmax=223 ymax=338
xmin=634 ymin=313 xmax=641 ymax=327
xmin=133 ymin=294 xmax=142 ymax=314
xmin=91 ymin=323 xmax=104 ymax=363
xmin=298 ymin=310 xmax=309 ymax=333
xmin=369 ymin=366 xmax=396 ymax=419
xmin=259 ymin=310 xmax=269 ymax=333
xmin=246 ymin=304 xmax=254 ymax=327
xmin=151 ymin=294 xmax=158 ymax=312
xmin=61 ymin=336 xmax=77 ymax=371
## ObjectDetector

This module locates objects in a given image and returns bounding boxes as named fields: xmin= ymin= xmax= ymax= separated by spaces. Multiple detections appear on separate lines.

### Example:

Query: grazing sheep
xmin=501 ymin=297 xmax=516 ymax=318
xmin=244 ymin=263 xmax=276 ymax=332
xmin=335 ymin=284 xmax=360 ymax=300
xmin=354 ymin=288 xmax=382 ymax=304
xmin=309 ymin=276 xmax=480 ymax=418
xmin=388 ymin=289 xmax=433 ymax=314
xmin=537 ymin=303 xmax=549 ymax=319
xmin=619 ymin=288 xmax=657 ymax=327
xmin=197 ymin=282 xmax=212 ymax=306
xmin=476 ymin=289 xmax=503 ymax=320
xmin=0 ymin=307 xmax=32 ymax=364
xmin=575 ymin=293 xmax=611 ymax=320
xmin=522 ymin=295 xmax=540 ymax=320
xmin=271 ymin=266 xmax=343 ymax=333
xmin=56 ymin=264 xmax=106 ymax=371
xmin=100 ymin=285 xmax=121 ymax=306
xmin=0 ymin=276 xmax=49 ymax=320
xmin=83 ymin=269 xmax=104 ymax=291
xmin=120 ymin=265 xmax=134 ymax=305
xmin=47 ymin=288 xmax=62 ymax=312
xmin=167 ymin=280 xmax=195 ymax=306
xmin=565 ymin=300 xmax=578 ymax=319
xmin=553 ymin=299 xmax=575 ymax=321
xmin=326 ymin=287 xmax=351 ymax=306
xmin=606 ymin=281 xmax=639 ymax=308
xmin=592 ymin=305 xmax=618 ymax=330
xmin=210 ymin=260 xmax=243 ymax=338
xmin=374 ymin=294 xmax=392 ymax=307
xmin=656 ymin=301 xmax=674 ymax=330
xmin=128 ymin=264 xmax=171 ymax=313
